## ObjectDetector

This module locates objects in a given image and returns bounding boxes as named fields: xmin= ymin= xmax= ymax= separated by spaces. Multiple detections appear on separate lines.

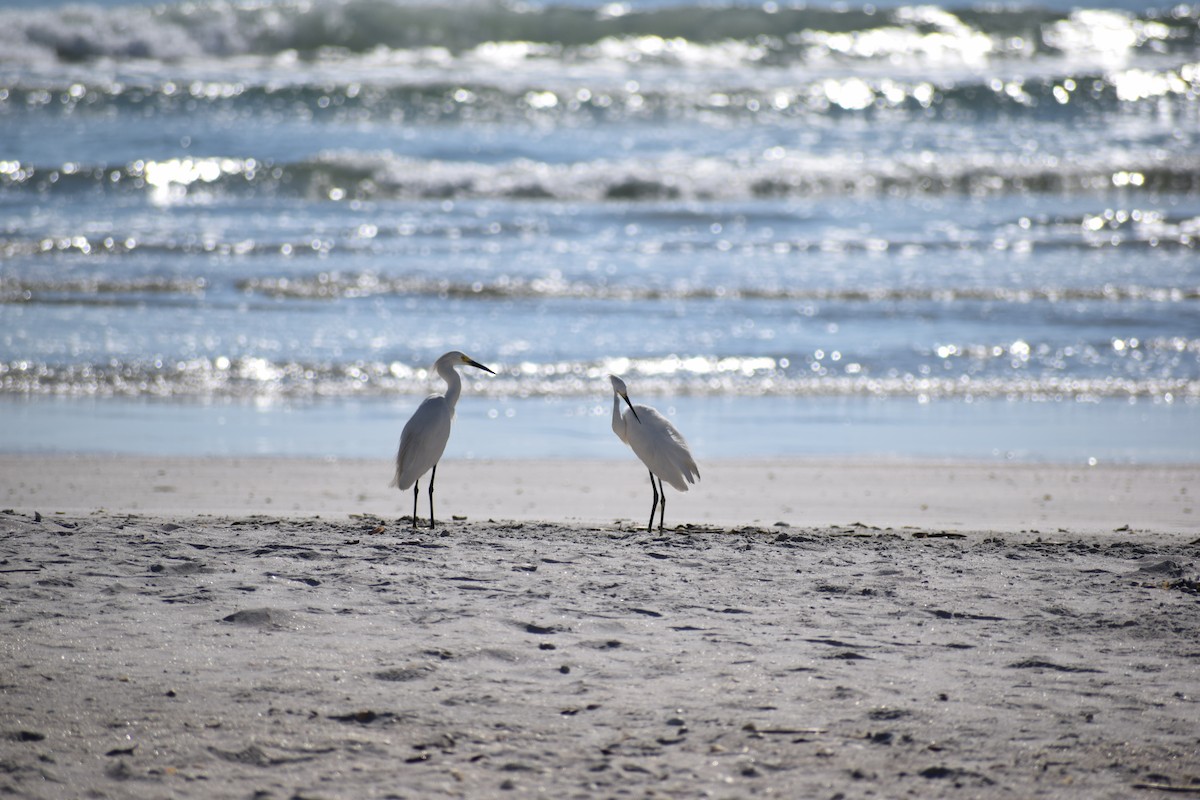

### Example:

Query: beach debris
xmin=264 ymin=572 xmax=319 ymax=586
xmin=868 ymin=708 xmax=911 ymax=721
xmin=444 ymin=574 xmax=497 ymax=589
xmin=1136 ymin=559 xmax=1186 ymax=577
xmin=1007 ymin=658 xmax=1102 ymax=673
xmin=149 ymin=559 xmax=212 ymax=577
xmin=580 ymin=639 xmax=622 ymax=650
xmin=374 ymin=665 xmax=435 ymax=682
xmin=412 ymin=733 xmax=456 ymax=753
xmin=657 ymin=726 xmax=687 ymax=746
xmin=1132 ymin=783 xmax=1200 ymax=793
xmin=105 ymin=745 xmax=136 ymax=757
xmin=395 ymin=539 xmax=447 ymax=549
xmin=560 ymin=703 xmax=601 ymax=717
xmin=209 ymin=744 xmax=316 ymax=766
xmin=927 ymin=608 xmax=1006 ymax=621
xmin=806 ymin=636 xmax=868 ymax=649
xmin=219 ymin=607 xmax=298 ymax=629
xmin=742 ymin=723 xmax=826 ymax=738
xmin=328 ymin=709 xmax=400 ymax=725
xmin=1159 ymin=578 xmax=1200 ymax=596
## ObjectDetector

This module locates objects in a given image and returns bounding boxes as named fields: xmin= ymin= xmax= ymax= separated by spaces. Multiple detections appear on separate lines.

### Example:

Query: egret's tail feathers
xmin=660 ymin=453 xmax=701 ymax=492
xmin=391 ymin=455 xmax=417 ymax=491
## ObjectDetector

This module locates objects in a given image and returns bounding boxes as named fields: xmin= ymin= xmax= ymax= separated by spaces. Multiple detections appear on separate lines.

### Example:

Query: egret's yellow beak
xmin=621 ymin=392 xmax=641 ymax=423
xmin=463 ymin=356 xmax=496 ymax=375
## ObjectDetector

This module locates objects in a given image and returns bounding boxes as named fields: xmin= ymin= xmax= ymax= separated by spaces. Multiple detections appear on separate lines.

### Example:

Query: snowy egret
xmin=391 ymin=351 xmax=495 ymax=528
xmin=609 ymin=374 xmax=700 ymax=532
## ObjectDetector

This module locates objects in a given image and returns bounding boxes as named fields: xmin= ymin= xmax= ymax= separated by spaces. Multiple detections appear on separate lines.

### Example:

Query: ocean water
xmin=1 ymin=0 xmax=1198 ymax=463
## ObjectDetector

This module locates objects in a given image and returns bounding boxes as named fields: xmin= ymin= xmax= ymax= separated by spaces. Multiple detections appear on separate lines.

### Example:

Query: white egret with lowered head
xmin=391 ymin=351 xmax=495 ymax=528
xmin=609 ymin=374 xmax=700 ymax=532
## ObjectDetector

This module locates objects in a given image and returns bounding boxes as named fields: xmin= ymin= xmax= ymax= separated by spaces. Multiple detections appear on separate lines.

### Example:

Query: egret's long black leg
xmin=428 ymin=464 xmax=438 ymax=529
xmin=646 ymin=469 xmax=659 ymax=533
xmin=657 ymin=476 xmax=666 ymax=531
xmin=411 ymin=481 xmax=419 ymax=529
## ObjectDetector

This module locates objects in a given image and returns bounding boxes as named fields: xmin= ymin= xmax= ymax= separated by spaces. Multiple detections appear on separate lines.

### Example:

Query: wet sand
xmin=1 ymin=456 xmax=1198 ymax=798
xmin=2 ymin=454 xmax=1197 ymax=532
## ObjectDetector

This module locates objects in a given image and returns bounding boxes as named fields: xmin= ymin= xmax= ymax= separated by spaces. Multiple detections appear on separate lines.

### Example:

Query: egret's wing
xmin=626 ymin=405 xmax=700 ymax=492
xmin=391 ymin=395 xmax=453 ymax=490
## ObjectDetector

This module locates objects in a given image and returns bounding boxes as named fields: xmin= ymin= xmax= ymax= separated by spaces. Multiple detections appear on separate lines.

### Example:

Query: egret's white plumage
xmin=391 ymin=351 xmax=494 ymax=527
xmin=609 ymin=374 xmax=700 ymax=531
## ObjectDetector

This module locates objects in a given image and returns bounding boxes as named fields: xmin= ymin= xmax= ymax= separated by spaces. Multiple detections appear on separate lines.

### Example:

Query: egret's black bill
xmin=466 ymin=358 xmax=496 ymax=375
xmin=621 ymin=393 xmax=641 ymax=423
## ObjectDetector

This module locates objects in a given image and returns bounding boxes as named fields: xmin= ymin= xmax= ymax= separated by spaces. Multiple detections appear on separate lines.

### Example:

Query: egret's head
xmin=608 ymin=374 xmax=640 ymax=422
xmin=437 ymin=351 xmax=495 ymax=374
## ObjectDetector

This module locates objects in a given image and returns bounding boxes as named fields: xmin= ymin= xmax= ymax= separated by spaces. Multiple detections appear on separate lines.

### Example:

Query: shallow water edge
xmin=2 ymin=394 xmax=1195 ymax=465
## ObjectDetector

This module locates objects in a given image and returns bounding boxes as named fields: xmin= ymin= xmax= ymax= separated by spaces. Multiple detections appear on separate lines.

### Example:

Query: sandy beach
xmin=2 ymin=454 xmax=1197 ymax=533
xmin=2 ymin=455 xmax=1199 ymax=799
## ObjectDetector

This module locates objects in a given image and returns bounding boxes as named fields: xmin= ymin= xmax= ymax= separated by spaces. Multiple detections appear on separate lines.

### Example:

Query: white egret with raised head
xmin=391 ymin=351 xmax=495 ymax=528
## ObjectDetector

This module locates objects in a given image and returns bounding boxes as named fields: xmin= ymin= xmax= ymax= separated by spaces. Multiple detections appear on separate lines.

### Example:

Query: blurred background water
xmin=2 ymin=0 xmax=1198 ymax=462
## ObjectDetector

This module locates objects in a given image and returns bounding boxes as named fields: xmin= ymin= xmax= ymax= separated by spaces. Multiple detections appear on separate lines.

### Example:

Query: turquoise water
xmin=1 ymin=0 xmax=1198 ymax=461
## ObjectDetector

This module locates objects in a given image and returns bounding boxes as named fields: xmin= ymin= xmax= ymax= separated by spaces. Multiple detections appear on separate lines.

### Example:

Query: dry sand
xmin=2 ymin=455 xmax=1199 ymax=799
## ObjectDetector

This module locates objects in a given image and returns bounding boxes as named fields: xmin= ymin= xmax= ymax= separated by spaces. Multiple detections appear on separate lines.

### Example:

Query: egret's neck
xmin=611 ymin=392 xmax=627 ymax=443
xmin=440 ymin=364 xmax=463 ymax=410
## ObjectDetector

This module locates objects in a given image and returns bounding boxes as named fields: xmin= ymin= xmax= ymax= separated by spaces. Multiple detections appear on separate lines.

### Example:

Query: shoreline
xmin=2 ymin=453 xmax=1196 ymax=534
xmin=3 ymin=394 xmax=1198 ymax=466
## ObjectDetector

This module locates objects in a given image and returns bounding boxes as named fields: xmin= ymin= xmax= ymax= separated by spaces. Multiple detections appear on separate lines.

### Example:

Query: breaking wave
xmin=4 ymin=270 xmax=1198 ymax=305
xmin=4 ymin=63 xmax=1199 ymax=123
xmin=1 ymin=0 xmax=1195 ymax=68
xmin=3 ymin=352 xmax=1197 ymax=402
xmin=5 ymin=151 xmax=1200 ymax=204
